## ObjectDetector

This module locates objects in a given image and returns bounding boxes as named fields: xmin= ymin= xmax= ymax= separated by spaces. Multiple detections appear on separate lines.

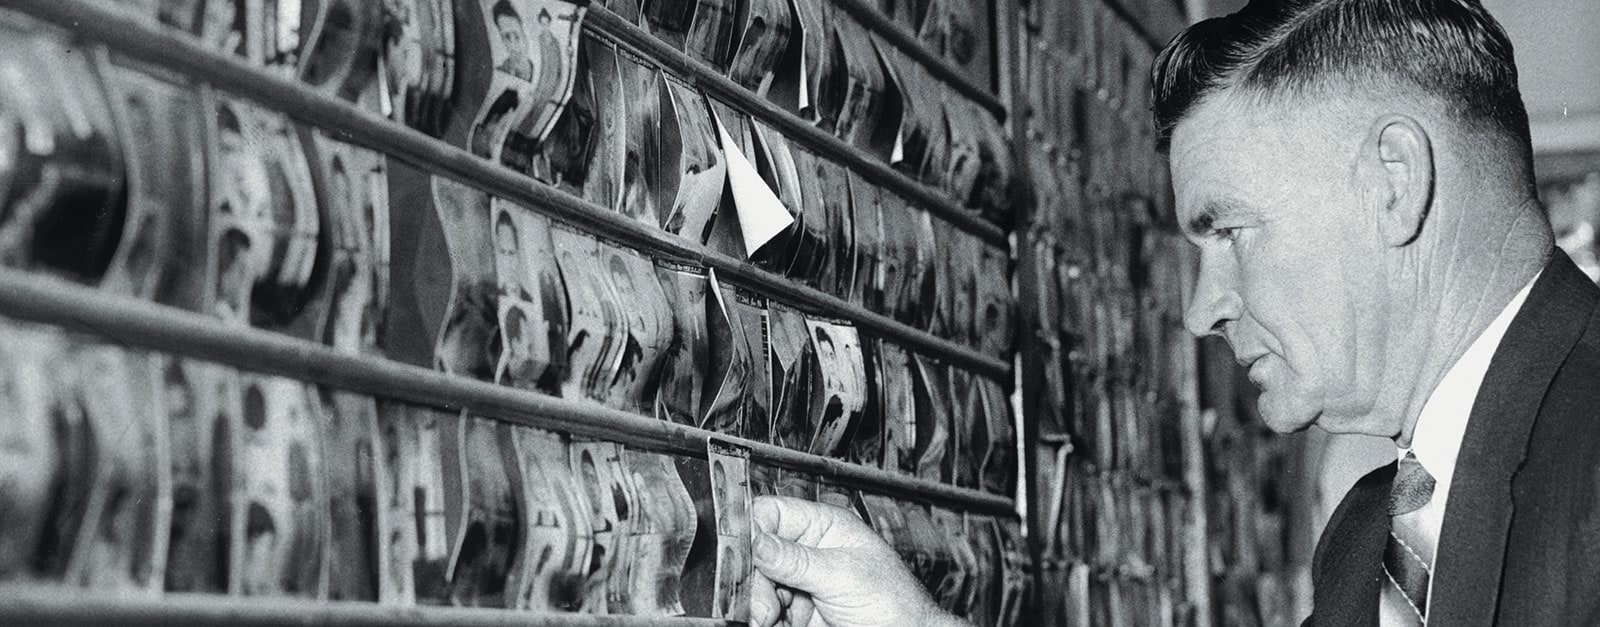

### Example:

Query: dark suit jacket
xmin=1306 ymin=250 xmax=1600 ymax=626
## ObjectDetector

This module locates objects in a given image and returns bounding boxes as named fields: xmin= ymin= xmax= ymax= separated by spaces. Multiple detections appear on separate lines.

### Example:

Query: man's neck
xmin=1389 ymin=199 xmax=1552 ymax=448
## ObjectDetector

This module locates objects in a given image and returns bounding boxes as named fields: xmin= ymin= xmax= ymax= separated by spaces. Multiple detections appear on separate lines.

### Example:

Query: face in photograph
xmin=532 ymin=9 xmax=563 ymax=86
xmin=712 ymin=538 xmax=751 ymax=621
xmin=604 ymin=254 xmax=646 ymax=394
xmin=493 ymin=210 xmax=522 ymax=286
xmin=435 ymin=280 xmax=501 ymax=381
xmin=499 ymin=304 xmax=533 ymax=375
xmin=240 ymin=500 xmax=284 ymax=593
xmin=382 ymin=0 xmax=425 ymax=110
xmin=710 ymin=459 xmax=726 ymax=512
xmin=492 ymin=1 xmax=537 ymax=82
xmin=814 ymin=326 xmax=839 ymax=388
xmin=214 ymin=227 xmax=254 ymax=319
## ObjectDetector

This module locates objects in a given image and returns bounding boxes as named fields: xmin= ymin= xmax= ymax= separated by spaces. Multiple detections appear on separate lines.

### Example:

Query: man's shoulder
xmin=1311 ymin=461 xmax=1395 ymax=578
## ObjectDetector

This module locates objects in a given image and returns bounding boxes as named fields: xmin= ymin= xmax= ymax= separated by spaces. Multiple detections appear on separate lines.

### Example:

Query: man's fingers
xmin=749 ymin=571 xmax=783 ymax=627
xmin=753 ymin=495 xmax=855 ymax=544
xmin=789 ymin=592 xmax=816 ymax=627
xmin=753 ymin=529 xmax=831 ymax=590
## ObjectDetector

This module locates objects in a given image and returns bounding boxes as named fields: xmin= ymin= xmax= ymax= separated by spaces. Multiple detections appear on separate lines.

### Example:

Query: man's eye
xmin=1214 ymin=227 xmax=1242 ymax=241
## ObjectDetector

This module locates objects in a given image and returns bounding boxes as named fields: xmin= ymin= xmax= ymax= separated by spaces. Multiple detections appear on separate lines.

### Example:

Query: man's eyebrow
xmin=1185 ymin=208 xmax=1217 ymax=236
xmin=1184 ymin=199 xmax=1254 ymax=235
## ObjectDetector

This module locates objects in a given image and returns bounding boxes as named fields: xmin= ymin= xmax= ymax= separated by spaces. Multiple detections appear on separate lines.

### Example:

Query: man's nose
xmin=1184 ymin=254 xmax=1243 ymax=338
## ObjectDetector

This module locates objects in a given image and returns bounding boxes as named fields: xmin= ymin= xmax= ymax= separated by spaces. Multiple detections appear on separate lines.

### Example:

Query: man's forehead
xmin=1169 ymin=93 xmax=1263 ymax=164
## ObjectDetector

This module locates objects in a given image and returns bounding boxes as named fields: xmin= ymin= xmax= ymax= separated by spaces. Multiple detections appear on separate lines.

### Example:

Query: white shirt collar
xmin=1403 ymin=272 xmax=1541 ymax=496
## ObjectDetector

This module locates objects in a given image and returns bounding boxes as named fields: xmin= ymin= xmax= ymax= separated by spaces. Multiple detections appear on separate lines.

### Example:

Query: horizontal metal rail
xmin=8 ymin=0 xmax=1010 ymax=380
xmin=0 ymin=270 xmax=1020 ymax=516
xmin=0 ymin=586 xmax=735 ymax=626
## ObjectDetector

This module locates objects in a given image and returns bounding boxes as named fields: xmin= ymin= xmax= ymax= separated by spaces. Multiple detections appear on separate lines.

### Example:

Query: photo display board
xmin=0 ymin=0 xmax=1082 ymax=625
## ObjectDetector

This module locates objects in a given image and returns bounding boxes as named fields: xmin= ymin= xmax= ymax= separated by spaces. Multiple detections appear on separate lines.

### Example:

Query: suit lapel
xmin=1429 ymin=251 xmax=1599 ymax=625
xmin=1312 ymin=462 xmax=1395 ymax=626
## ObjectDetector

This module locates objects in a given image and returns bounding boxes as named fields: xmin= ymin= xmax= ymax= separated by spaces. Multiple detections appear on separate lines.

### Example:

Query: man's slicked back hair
xmin=1151 ymin=0 xmax=1531 ymax=155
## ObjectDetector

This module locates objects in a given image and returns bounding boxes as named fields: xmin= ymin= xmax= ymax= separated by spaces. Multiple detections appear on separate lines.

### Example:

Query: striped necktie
xmin=1383 ymin=451 xmax=1437 ymax=623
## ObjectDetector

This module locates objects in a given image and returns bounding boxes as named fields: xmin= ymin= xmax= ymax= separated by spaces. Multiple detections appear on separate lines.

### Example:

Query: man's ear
xmin=1360 ymin=114 xmax=1435 ymax=247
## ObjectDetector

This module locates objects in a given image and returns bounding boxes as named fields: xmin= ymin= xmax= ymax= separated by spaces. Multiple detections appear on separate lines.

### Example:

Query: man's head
xmin=492 ymin=0 xmax=528 ymax=66
xmin=607 ymin=255 xmax=635 ymax=294
xmin=1154 ymin=0 xmax=1545 ymax=436
xmin=329 ymin=155 xmax=352 ymax=212
xmin=164 ymin=361 xmax=193 ymax=420
xmin=815 ymin=327 xmax=837 ymax=363
xmin=495 ymin=210 xmax=520 ymax=258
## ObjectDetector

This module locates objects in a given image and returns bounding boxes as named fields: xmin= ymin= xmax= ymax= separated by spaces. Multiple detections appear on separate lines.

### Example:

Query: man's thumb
xmin=752 ymin=530 xmax=828 ymax=590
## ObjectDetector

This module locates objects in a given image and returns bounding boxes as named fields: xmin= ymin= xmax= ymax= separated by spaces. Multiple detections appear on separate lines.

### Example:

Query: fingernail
xmin=753 ymin=531 xmax=776 ymax=561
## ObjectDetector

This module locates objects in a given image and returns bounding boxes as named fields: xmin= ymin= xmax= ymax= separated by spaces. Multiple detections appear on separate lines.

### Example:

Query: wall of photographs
xmin=0 ymin=0 xmax=1307 ymax=625
xmin=0 ymin=0 xmax=1031 ymax=624
xmin=1007 ymin=0 xmax=1225 ymax=625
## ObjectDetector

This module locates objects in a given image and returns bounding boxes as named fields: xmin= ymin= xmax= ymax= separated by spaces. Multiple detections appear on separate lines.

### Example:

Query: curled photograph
xmin=430 ymin=177 xmax=501 ymax=382
xmin=230 ymin=374 xmax=325 ymax=598
xmin=601 ymin=244 xmax=675 ymax=414
xmin=802 ymin=317 xmax=867 ymax=459
xmin=316 ymin=387 xmax=387 ymax=602
xmin=102 ymin=60 xmax=207 ymax=308
xmin=551 ymin=226 xmax=625 ymax=401
xmin=660 ymin=79 xmax=727 ymax=244
xmin=707 ymin=439 xmax=751 ymax=622
xmin=491 ymin=200 xmax=568 ymax=394
xmin=652 ymin=260 xmax=710 ymax=425
xmin=445 ymin=416 xmax=522 ymax=609
xmin=725 ymin=0 xmax=791 ymax=96
xmin=0 ymin=28 xmax=126 ymax=282
xmin=311 ymin=134 xmax=391 ymax=355
xmin=159 ymin=357 xmax=235 ymax=594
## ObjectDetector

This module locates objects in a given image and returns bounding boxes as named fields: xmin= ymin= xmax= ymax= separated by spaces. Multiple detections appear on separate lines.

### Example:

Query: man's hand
xmin=748 ymin=495 xmax=968 ymax=627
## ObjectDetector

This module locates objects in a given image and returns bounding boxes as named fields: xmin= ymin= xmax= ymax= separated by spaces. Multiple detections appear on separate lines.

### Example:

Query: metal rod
xmin=0 ymin=587 xmax=735 ymax=626
xmin=6 ymin=0 xmax=1010 ymax=380
xmin=0 ymin=270 xmax=1020 ymax=516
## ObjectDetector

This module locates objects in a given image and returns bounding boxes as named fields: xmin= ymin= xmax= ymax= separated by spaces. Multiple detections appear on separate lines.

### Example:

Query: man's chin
xmin=1254 ymin=391 xmax=1320 ymax=434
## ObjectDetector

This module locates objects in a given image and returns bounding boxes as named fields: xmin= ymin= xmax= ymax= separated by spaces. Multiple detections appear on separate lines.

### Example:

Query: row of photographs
xmin=867 ymin=0 xmax=995 ymax=91
xmin=120 ymin=0 xmax=1017 ymax=227
xmin=749 ymin=461 xmax=1030 ymax=626
xmin=1038 ymin=560 xmax=1195 ymax=627
xmin=1203 ymin=419 xmax=1303 ymax=626
xmin=1027 ymin=226 xmax=1191 ymax=482
xmin=412 ymin=176 xmax=1017 ymax=494
xmin=0 ymin=319 xmax=1027 ymax=625
xmin=1020 ymin=0 xmax=1156 ymax=126
xmin=1013 ymin=10 xmax=1205 ymax=623
xmin=1038 ymin=455 xmax=1191 ymax=585
xmin=0 ymin=13 xmax=1016 ymax=358
xmin=1018 ymin=12 xmax=1166 ymax=217
xmin=0 ymin=22 xmax=1018 ymax=493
